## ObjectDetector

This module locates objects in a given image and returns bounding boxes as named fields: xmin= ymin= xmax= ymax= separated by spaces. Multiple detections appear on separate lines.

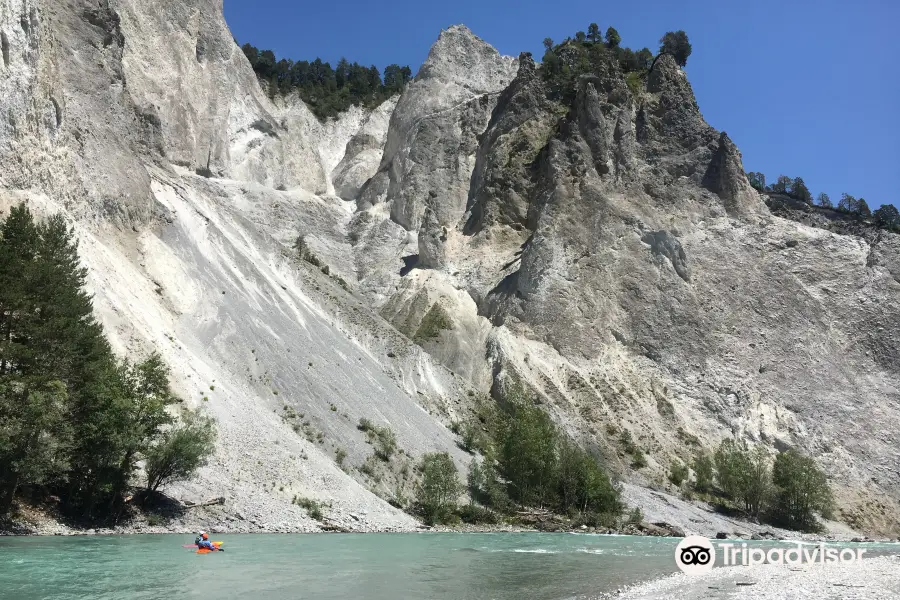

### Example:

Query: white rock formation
xmin=0 ymin=0 xmax=471 ymax=532
xmin=1 ymin=0 xmax=897 ymax=537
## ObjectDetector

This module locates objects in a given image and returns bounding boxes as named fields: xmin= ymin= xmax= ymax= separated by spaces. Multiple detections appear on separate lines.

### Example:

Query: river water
xmin=1 ymin=533 xmax=896 ymax=600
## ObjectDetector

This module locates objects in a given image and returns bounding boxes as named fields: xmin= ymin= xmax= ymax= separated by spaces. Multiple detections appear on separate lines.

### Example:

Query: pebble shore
xmin=610 ymin=555 xmax=900 ymax=600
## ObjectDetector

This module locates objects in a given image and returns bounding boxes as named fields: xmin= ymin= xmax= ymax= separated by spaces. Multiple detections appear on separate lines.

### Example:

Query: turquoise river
xmin=1 ymin=533 xmax=896 ymax=599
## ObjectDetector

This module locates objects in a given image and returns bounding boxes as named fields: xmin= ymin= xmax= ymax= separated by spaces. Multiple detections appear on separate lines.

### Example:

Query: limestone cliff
xmin=1 ymin=0 xmax=898 ymax=536
xmin=0 ymin=0 xmax=471 ymax=533
xmin=347 ymin=40 xmax=900 ymax=535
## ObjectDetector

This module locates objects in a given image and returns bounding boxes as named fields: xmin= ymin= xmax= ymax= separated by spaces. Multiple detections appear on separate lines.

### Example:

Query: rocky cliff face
xmin=0 ymin=0 xmax=475 ymax=533
xmin=2 ymin=0 xmax=898 ymax=535
xmin=343 ymin=37 xmax=900 ymax=534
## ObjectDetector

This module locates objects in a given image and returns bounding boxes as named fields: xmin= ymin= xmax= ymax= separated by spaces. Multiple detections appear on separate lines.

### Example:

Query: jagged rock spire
xmin=702 ymin=131 xmax=759 ymax=216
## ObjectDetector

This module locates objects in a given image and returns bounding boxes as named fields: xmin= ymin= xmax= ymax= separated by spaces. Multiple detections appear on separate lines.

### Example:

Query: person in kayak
xmin=194 ymin=531 xmax=206 ymax=546
xmin=197 ymin=532 xmax=215 ymax=550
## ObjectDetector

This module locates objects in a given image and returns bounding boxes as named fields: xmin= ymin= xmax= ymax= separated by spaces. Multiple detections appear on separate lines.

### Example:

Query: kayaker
xmin=194 ymin=531 xmax=206 ymax=546
xmin=197 ymin=532 xmax=215 ymax=550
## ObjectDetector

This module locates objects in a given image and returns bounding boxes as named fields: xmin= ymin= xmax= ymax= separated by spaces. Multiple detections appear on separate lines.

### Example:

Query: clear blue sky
xmin=225 ymin=0 xmax=898 ymax=208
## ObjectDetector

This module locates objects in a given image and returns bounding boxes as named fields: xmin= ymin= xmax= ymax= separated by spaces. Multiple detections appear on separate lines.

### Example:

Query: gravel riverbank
xmin=610 ymin=555 xmax=900 ymax=600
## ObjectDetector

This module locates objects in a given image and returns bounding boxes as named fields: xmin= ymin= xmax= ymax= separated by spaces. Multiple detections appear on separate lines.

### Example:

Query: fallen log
xmin=182 ymin=497 xmax=226 ymax=509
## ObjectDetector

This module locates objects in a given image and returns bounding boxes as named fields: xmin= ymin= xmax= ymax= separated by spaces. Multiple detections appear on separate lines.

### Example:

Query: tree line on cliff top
xmin=240 ymin=43 xmax=412 ymax=120
xmin=239 ymin=26 xmax=692 ymax=119
xmin=746 ymin=172 xmax=899 ymax=232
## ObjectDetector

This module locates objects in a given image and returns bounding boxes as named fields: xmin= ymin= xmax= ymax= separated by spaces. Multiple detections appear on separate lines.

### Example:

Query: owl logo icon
xmin=675 ymin=536 xmax=716 ymax=575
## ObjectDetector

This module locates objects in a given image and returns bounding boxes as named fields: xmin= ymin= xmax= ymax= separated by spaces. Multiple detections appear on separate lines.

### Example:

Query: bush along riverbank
xmin=408 ymin=383 xmax=842 ymax=540
xmin=405 ymin=386 xmax=676 ymax=536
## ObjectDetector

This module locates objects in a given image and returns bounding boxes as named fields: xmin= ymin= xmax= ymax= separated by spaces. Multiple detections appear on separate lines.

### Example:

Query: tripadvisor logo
xmin=675 ymin=536 xmax=715 ymax=575
xmin=674 ymin=536 xmax=867 ymax=575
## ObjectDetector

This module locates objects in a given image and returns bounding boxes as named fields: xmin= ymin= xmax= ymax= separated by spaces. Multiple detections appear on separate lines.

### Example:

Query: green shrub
xmin=627 ymin=507 xmax=643 ymax=525
xmin=461 ymin=386 xmax=621 ymax=520
xmin=771 ymin=450 xmax=833 ymax=532
xmin=374 ymin=427 xmax=397 ymax=461
xmin=630 ymin=448 xmax=647 ymax=469
xmin=668 ymin=462 xmax=689 ymax=487
xmin=456 ymin=504 xmax=499 ymax=525
xmin=413 ymin=303 xmax=453 ymax=343
xmin=294 ymin=497 xmax=324 ymax=521
xmin=145 ymin=410 xmax=217 ymax=493
xmin=335 ymin=448 xmax=347 ymax=467
xmin=619 ymin=429 xmax=636 ymax=453
xmin=692 ymin=451 xmax=714 ymax=493
xmin=714 ymin=440 xmax=771 ymax=518
xmin=459 ymin=421 xmax=480 ymax=453
xmin=357 ymin=418 xmax=397 ymax=461
xmin=417 ymin=452 xmax=461 ymax=525
xmin=577 ymin=511 xmax=620 ymax=529
xmin=556 ymin=439 xmax=622 ymax=516
xmin=625 ymin=71 xmax=645 ymax=97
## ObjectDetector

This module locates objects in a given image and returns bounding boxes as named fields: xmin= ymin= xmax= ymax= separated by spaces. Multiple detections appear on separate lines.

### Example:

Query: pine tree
xmin=856 ymin=198 xmax=872 ymax=219
xmin=605 ymin=27 xmax=621 ymax=48
xmin=873 ymin=204 xmax=900 ymax=230
xmin=838 ymin=193 xmax=856 ymax=212
xmin=659 ymin=31 xmax=692 ymax=67
xmin=746 ymin=172 xmax=766 ymax=192
xmin=791 ymin=177 xmax=812 ymax=203
xmin=335 ymin=57 xmax=350 ymax=89
xmin=636 ymin=48 xmax=653 ymax=70
xmin=587 ymin=23 xmax=600 ymax=43
xmin=240 ymin=43 xmax=259 ymax=67
xmin=0 ymin=204 xmax=214 ymax=519
xmin=0 ymin=380 xmax=70 ymax=514
xmin=817 ymin=192 xmax=833 ymax=208
xmin=0 ymin=205 xmax=40 ymax=377
xmin=30 ymin=215 xmax=104 ymax=379
xmin=771 ymin=175 xmax=792 ymax=194
xmin=0 ymin=206 xmax=97 ymax=515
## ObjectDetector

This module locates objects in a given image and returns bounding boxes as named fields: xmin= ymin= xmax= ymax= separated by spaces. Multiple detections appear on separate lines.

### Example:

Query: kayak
xmin=185 ymin=541 xmax=224 ymax=553
xmin=182 ymin=541 xmax=224 ymax=548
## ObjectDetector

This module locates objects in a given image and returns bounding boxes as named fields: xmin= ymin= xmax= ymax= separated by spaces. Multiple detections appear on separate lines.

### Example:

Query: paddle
xmin=183 ymin=541 xmax=224 ymax=548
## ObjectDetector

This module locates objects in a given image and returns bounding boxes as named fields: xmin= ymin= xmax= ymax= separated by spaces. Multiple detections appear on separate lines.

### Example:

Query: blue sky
xmin=225 ymin=0 xmax=898 ymax=208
